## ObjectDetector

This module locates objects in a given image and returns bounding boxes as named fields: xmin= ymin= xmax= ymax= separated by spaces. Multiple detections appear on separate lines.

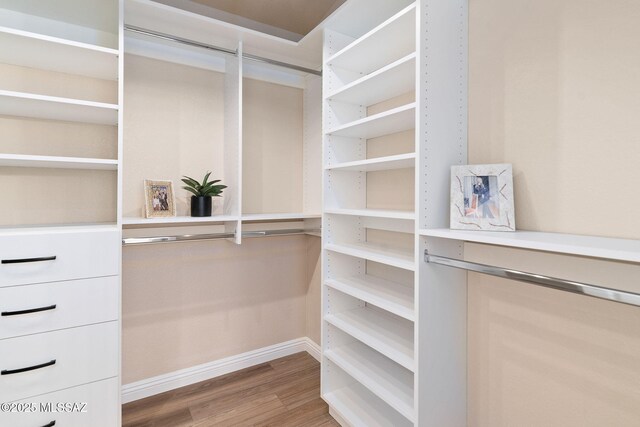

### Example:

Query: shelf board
xmin=327 ymin=53 xmax=416 ymax=106
xmin=325 ymin=208 xmax=415 ymax=221
xmin=325 ymin=153 xmax=416 ymax=172
xmin=241 ymin=213 xmax=321 ymax=221
xmin=0 ymin=223 xmax=118 ymax=236
xmin=326 ymin=103 xmax=415 ymax=139
xmin=325 ymin=275 xmax=414 ymax=321
xmin=323 ymin=382 xmax=412 ymax=427
xmin=326 ymin=4 xmax=416 ymax=76
xmin=325 ymin=306 xmax=414 ymax=371
xmin=325 ymin=242 xmax=415 ymax=271
xmin=0 ymin=26 xmax=118 ymax=80
xmin=421 ymin=229 xmax=640 ymax=263
xmin=0 ymin=154 xmax=118 ymax=170
xmin=325 ymin=341 xmax=414 ymax=422
xmin=123 ymin=216 xmax=239 ymax=226
xmin=0 ymin=90 xmax=118 ymax=125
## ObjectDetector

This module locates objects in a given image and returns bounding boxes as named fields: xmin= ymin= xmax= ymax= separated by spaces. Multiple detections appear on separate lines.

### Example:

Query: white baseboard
xmin=122 ymin=336 xmax=321 ymax=403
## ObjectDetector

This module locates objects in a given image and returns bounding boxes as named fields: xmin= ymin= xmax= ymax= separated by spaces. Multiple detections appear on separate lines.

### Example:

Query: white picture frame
xmin=450 ymin=164 xmax=515 ymax=231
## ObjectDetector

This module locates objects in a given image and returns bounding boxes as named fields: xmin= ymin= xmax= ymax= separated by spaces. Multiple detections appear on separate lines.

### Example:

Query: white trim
xmin=121 ymin=337 xmax=320 ymax=403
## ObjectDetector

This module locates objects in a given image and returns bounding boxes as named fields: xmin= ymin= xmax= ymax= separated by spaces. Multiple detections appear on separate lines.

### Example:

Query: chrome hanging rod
xmin=122 ymin=228 xmax=321 ymax=246
xmin=424 ymin=250 xmax=640 ymax=308
xmin=124 ymin=25 xmax=322 ymax=77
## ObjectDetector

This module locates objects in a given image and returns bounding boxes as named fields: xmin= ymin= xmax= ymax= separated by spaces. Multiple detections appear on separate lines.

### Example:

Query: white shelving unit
xmin=322 ymin=1 xmax=468 ymax=426
xmin=0 ymin=2 xmax=124 ymax=426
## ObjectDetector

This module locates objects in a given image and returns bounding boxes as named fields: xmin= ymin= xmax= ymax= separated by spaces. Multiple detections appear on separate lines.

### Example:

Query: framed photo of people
xmin=144 ymin=179 xmax=176 ymax=218
xmin=450 ymin=164 xmax=515 ymax=231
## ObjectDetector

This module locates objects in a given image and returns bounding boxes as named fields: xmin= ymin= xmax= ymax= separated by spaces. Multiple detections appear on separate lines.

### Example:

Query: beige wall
xmin=122 ymin=55 xmax=321 ymax=384
xmin=468 ymin=0 xmax=640 ymax=424
xmin=242 ymin=78 xmax=304 ymax=214
xmin=123 ymin=54 xmax=225 ymax=218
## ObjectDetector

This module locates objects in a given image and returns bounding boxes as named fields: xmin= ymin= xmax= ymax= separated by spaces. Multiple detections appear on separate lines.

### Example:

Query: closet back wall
xmin=122 ymin=54 xmax=320 ymax=384
xmin=468 ymin=0 xmax=640 ymax=425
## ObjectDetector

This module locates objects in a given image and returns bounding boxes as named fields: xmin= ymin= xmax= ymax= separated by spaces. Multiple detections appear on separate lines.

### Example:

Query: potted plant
xmin=181 ymin=172 xmax=226 ymax=217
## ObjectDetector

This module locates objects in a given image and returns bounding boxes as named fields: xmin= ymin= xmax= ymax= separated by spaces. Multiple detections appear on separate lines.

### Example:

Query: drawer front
xmin=1 ymin=377 xmax=119 ymax=427
xmin=0 ymin=322 xmax=118 ymax=402
xmin=0 ymin=229 xmax=120 ymax=288
xmin=0 ymin=276 xmax=119 ymax=340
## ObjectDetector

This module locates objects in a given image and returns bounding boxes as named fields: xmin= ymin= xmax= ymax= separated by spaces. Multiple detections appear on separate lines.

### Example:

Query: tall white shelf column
xmin=322 ymin=0 xmax=468 ymax=426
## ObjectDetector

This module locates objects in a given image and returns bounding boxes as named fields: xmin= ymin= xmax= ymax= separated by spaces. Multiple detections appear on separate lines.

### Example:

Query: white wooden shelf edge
xmin=326 ymin=52 xmax=416 ymax=105
xmin=241 ymin=213 xmax=322 ymax=221
xmin=325 ymin=153 xmax=416 ymax=172
xmin=123 ymin=216 xmax=240 ymax=225
xmin=325 ymin=343 xmax=414 ymax=422
xmin=325 ymin=307 xmax=414 ymax=371
xmin=325 ymin=276 xmax=414 ymax=321
xmin=0 ymin=154 xmax=118 ymax=170
xmin=326 ymin=102 xmax=416 ymax=139
xmin=325 ymin=208 xmax=415 ymax=220
xmin=0 ymin=90 xmax=118 ymax=109
xmin=325 ymin=242 xmax=415 ymax=271
xmin=0 ymin=25 xmax=119 ymax=55
xmin=421 ymin=228 xmax=640 ymax=263
xmin=0 ymin=223 xmax=119 ymax=236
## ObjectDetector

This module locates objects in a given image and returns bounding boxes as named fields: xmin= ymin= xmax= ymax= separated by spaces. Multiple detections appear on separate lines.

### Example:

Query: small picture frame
xmin=144 ymin=179 xmax=176 ymax=218
xmin=450 ymin=164 xmax=515 ymax=231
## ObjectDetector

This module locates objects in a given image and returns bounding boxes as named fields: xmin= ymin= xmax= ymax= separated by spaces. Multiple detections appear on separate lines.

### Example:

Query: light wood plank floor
xmin=122 ymin=352 xmax=339 ymax=427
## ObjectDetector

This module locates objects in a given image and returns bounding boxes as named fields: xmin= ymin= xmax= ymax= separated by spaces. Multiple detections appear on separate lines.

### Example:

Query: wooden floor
xmin=122 ymin=352 xmax=339 ymax=427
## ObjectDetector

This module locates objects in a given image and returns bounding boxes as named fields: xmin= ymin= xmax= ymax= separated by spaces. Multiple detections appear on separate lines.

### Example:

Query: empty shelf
xmin=325 ymin=241 xmax=414 ymax=271
xmin=326 ymin=103 xmax=415 ymax=139
xmin=325 ymin=306 xmax=414 ymax=371
xmin=326 ymin=153 xmax=416 ymax=172
xmin=0 ymin=90 xmax=118 ymax=125
xmin=325 ymin=208 xmax=415 ymax=221
xmin=327 ymin=53 xmax=416 ymax=106
xmin=325 ymin=275 xmax=414 ymax=321
xmin=0 ymin=154 xmax=118 ymax=170
xmin=326 ymin=4 xmax=416 ymax=76
xmin=241 ymin=213 xmax=321 ymax=221
xmin=325 ymin=341 xmax=414 ymax=422
xmin=0 ymin=26 xmax=118 ymax=80
xmin=323 ymin=378 xmax=412 ymax=427
xmin=123 ymin=216 xmax=239 ymax=226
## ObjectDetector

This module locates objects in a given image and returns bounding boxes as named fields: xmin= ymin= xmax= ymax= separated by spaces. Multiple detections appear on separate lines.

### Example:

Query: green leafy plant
xmin=181 ymin=172 xmax=226 ymax=197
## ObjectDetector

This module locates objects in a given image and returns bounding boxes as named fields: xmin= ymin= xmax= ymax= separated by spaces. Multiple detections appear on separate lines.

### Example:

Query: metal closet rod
xmin=122 ymin=228 xmax=320 ymax=246
xmin=124 ymin=25 xmax=322 ymax=76
xmin=424 ymin=251 xmax=640 ymax=308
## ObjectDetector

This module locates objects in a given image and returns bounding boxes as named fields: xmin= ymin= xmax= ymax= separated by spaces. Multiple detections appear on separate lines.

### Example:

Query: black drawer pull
xmin=1 ymin=359 xmax=56 ymax=375
xmin=41 ymin=421 xmax=56 ymax=427
xmin=1 ymin=256 xmax=57 ymax=265
xmin=2 ymin=304 xmax=57 ymax=317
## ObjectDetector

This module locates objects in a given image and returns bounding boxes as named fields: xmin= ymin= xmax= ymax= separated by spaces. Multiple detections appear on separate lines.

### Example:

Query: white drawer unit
xmin=0 ymin=322 xmax=119 ymax=402
xmin=0 ymin=276 xmax=119 ymax=340
xmin=0 ymin=377 xmax=119 ymax=427
xmin=0 ymin=228 xmax=120 ymax=288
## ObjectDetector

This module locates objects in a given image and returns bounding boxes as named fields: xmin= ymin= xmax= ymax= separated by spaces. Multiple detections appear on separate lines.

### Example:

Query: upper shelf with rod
xmin=420 ymin=229 xmax=640 ymax=263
